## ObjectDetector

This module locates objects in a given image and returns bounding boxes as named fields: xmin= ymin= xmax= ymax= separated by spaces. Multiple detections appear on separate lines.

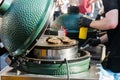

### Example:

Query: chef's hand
xmin=86 ymin=38 xmax=101 ymax=46
xmin=79 ymin=15 xmax=92 ymax=28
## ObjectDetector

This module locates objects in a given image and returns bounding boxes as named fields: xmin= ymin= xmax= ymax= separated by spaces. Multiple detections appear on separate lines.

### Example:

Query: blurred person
xmin=78 ymin=0 xmax=95 ymax=18
xmin=94 ymin=0 xmax=104 ymax=19
xmin=53 ymin=0 xmax=63 ymax=20
xmin=69 ymin=0 xmax=80 ymax=6
xmin=95 ymin=0 xmax=104 ymax=14
xmin=50 ymin=6 xmax=81 ymax=33
xmin=60 ymin=0 xmax=70 ymax=14
xmin=79 ymin=0 xmax=120 ymax=80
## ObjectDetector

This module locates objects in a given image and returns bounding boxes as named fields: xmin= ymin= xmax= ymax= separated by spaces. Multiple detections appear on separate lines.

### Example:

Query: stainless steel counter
xmin=0 ymin=64 xmax=100 ymax=80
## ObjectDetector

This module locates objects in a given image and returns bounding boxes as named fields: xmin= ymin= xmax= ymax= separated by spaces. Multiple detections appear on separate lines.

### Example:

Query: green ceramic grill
xmin=20 ymin=50 xmax=91 ymax=75
xmin=0 ymin=0 xmax=91 ymax=75
xmin=0 ymin=0 xmax=54 ymax=56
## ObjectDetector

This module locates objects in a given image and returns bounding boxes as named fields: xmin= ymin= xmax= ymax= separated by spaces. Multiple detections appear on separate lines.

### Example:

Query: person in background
xmin=50 ymin=6 xmax=81 ymax=34
xmin=79 ymin=0 xmax=120 ymax=80
xmin=95 ymin=0 xmax=104 ymax=14
xmin=69 ymin=0 xmax=80 ymax=6
xmin=78 ymin=0 xmax=95 ymax=18
xmin=60 ymin=0 xmax=70 ymax=14
xmin=94 ymin=0 xmax=104 ymax=20
xmin=53 ymin=0 xmax=63 ymax=20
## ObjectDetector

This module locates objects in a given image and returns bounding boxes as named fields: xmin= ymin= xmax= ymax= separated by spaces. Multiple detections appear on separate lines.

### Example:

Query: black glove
xmin=85 ymin=38 xmax=101 ymax=46
xmin=79 ymin=16 xmax=92 ymax=27
xmin=96 ymin=14 xmax=102 ymax=20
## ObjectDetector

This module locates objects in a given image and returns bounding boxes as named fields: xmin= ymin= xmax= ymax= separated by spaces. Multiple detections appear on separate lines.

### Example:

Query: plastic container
xmin=58 ymin=26 xmax=67 ymax=36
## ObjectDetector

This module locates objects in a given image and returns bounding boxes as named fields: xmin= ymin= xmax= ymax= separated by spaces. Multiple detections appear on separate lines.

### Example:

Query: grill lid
xmin=0 ymin=0 xmax=54 ymax=56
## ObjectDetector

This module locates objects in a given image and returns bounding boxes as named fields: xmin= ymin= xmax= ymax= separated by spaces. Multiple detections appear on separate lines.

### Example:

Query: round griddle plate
xmin=35 ymin=35 xmax=78 ymax=49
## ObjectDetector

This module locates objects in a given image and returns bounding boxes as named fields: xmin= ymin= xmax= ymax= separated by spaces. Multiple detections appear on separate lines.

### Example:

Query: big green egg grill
xmin=0 ymin=0 xmax=54 ymax=56
xmin=0 ymin=0 xmax=91 ymax=75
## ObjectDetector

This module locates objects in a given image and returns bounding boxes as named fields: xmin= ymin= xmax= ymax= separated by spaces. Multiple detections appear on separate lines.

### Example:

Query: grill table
xmin=0 ymin=64 xmax=100 ymax=80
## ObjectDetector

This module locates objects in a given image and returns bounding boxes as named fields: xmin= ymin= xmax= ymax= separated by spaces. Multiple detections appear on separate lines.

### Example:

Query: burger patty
xmin=46 ymin=36 xmax=62 ymax=44
xmin=46 ymin=36 xmax=77 ymax=45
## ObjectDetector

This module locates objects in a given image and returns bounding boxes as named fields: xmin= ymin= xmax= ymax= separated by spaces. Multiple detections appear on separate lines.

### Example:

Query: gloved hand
xmin=79 ymin=15 xmax=93 ymax=27
xmin=85 ymin=38 xmax=101 ymax=46
xmin=95 ymin=14 xmax=102 ymax=20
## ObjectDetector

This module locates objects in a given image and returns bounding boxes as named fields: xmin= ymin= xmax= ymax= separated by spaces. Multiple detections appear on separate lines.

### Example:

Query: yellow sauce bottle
xmin=79 ymin=27 xmax=88 ymax=39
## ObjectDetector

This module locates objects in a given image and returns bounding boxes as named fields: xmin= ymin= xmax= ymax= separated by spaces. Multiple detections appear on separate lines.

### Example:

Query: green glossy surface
xmin=0 ymin=0 xmax=13 ymax=13
xmin=0 ymin=0 xmax=54 ymax=56
xmin=22 ymin=58 xmax=90 ymax=75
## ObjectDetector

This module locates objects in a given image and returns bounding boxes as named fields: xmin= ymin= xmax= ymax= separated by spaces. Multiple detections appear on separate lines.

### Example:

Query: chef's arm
xmin=90 ymin=9 xmax=118 ymax=30
xmin=80 ymin=9 xmax=118 ymax=30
